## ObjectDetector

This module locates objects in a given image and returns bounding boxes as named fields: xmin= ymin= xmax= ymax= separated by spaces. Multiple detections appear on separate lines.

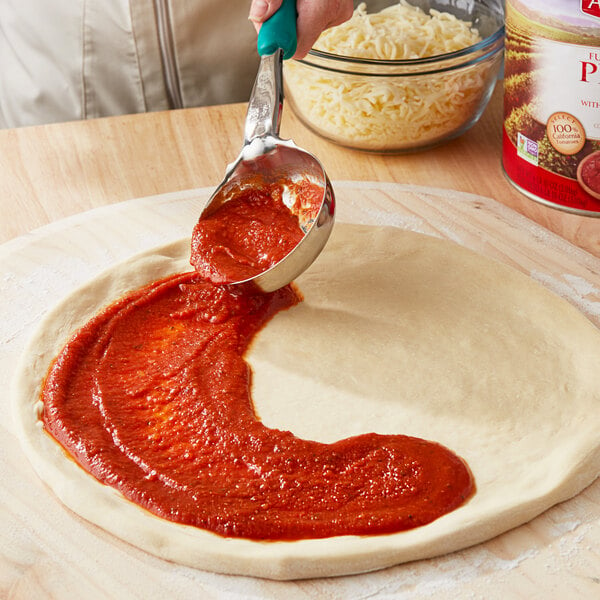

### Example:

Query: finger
xmin=248 ymin=0 xmax=282 ymax=26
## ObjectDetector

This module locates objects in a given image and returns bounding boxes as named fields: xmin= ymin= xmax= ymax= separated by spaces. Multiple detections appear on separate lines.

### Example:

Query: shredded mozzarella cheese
xmin=314 ymin=1 xmax=481 ymax=59
xmin=284 ymin=1 xmax=493 ymax=151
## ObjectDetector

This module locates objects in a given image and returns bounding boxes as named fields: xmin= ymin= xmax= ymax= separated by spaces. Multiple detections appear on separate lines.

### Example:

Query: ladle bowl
xmin=197 ymin=1 xmax=335 ymax=293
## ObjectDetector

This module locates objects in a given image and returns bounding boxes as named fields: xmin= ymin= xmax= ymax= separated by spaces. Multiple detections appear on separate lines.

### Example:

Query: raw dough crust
xmin=12 ymin=224 xmax=600 ymax=580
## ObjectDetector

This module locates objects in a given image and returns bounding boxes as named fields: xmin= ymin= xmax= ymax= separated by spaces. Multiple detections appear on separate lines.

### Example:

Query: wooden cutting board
xmin=1 ymin=182 xmax=598 ymax=599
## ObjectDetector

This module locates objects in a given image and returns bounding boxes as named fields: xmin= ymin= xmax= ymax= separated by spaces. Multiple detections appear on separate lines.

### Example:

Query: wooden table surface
xmin=1 ymin=84 xmax=599 ymax=599
xmin=0 ymin=85 xmax=598 ymax=255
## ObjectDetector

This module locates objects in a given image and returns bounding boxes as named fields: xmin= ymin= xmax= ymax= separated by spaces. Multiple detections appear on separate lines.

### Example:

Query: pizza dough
xmin=12 ymin=224 xmax=600 ymax=580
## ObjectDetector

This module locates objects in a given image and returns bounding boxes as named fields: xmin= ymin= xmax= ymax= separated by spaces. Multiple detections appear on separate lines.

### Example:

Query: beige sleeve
xmin=164 ymin=0 xmax=259 ymax=108
xmin=0 ymin=0 xmax=258 ymax=128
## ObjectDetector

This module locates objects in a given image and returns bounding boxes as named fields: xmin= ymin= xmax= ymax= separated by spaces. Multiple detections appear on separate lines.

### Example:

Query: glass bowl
xmin=283 ymin=0 xmax=505 ymax=153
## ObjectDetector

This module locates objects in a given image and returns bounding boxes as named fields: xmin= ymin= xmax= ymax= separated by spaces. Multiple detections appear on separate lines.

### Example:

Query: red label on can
xmin=581 ymin=1 xmax=600 ymax=20
xmin=504 ymin=0 xmax=600 ymax=216
xmin=503 ymin=130 xmax=600 ymax=214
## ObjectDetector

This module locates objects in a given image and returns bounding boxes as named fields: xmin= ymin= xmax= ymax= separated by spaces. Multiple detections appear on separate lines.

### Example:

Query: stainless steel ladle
xmin=197 ymin=0 xmax=335 ymax=293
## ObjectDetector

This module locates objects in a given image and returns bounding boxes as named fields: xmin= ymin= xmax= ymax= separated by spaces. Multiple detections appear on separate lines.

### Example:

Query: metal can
xmin=503 ymin=0 xmax=600 ymax=216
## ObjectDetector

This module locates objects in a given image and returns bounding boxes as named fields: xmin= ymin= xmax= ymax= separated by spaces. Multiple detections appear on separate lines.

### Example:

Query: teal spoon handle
xmin=257 ymin=0 xmax=298 ymax=59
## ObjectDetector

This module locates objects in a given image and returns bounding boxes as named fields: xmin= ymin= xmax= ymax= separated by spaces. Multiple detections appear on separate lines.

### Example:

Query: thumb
xmin=248 ymin=0 xmax=283 ymax=28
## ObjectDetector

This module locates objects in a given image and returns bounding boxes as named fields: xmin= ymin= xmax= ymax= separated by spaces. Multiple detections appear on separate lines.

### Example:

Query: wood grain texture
xmin=0 ymin=86 xmax=598 ymax=256
xmin=1 ymin=183 xmax=598 ymax=598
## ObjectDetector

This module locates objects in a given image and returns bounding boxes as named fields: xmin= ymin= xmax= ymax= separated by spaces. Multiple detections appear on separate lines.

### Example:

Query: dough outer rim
xmin=12 ymin=228 xmax=600 ymax=580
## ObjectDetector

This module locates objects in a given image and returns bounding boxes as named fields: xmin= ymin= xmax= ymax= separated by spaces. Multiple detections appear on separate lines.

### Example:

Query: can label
xmin=581 ymin=0 xmax=600 ymax=19
xmin=503 ymin=0 xmax=600 ymax=215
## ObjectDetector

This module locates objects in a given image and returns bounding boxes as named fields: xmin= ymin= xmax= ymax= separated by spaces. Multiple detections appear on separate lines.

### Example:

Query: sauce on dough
xmin=42 ymin=271 xmax=474 ymax=540
xmin=42 ymin=180 xmax=474 ymax=540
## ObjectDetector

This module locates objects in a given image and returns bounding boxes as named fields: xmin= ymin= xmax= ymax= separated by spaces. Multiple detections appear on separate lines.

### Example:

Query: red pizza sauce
xmin=42 ymin=272 xmax=474 ymax=540
xmin=191 ymin=180 xmax=322 ymax=284
xmin=580 ymin=153 xmax=600 ymax=194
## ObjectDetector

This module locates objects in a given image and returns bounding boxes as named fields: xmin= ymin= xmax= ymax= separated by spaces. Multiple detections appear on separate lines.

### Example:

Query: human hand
xmin=249 ymin=0 xmax=354 ymax=58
